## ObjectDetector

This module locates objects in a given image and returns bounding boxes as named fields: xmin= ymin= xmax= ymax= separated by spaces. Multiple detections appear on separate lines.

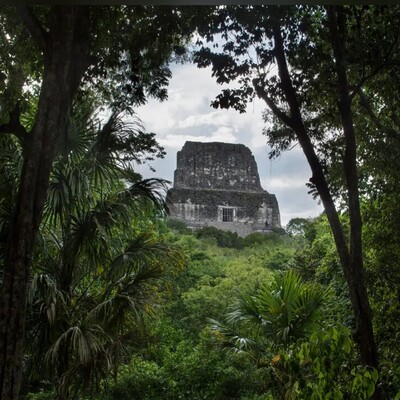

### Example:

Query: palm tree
xmin=4 ymin=99 xmax=184 ymax=399
xmin=211 ymin=271 xmax=327 ymax=356
xmin=210 ymin=271 xmax=327 ymax=399
xmin=27 ymin=230 xmax=182 ymax=400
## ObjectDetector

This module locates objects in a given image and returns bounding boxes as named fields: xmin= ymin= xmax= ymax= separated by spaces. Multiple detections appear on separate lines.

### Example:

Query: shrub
xmin=167 ymin=218 xmax=192 ymax=234
xmin=195 ymin=226 xmax=244 ymax=249
xmin=243 ymin=232 xmax=287 ymax=247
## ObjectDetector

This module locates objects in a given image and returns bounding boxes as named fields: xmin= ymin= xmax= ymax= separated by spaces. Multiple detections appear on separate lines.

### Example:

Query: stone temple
xmin=166 ymin=141 xmax=281 ymax=237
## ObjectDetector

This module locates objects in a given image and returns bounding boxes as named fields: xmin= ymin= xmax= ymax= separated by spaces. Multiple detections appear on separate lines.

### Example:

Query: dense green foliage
xmin=114 ymin=219 xmax=400 ymax=399
xmin=19 ymin=213 xmax=400 ymax=399
xmin=98 ymin=227 xmax=295 ymax=400
xmin=81 ymin=218 xmax=396 ymax=400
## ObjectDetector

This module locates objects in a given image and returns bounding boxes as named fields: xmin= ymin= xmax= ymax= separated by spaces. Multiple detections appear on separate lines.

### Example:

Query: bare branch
xmin=17 ymin=6 xmax=48 ymax=52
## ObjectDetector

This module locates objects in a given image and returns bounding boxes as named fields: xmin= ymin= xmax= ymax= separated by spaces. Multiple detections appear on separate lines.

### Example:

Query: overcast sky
xmin=135 ymin=63 xmax=323 ymax=226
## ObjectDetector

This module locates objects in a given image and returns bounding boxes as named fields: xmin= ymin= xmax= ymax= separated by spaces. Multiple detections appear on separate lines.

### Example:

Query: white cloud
xmin=158 ymin=127 xmax=238 ymax=149
xmin=266 ymin=176 xmax=310 ymax=190
xmin=177 ymin=111 xmax=232 ymax=129
xmin=251 ymin=134 xmax=269 ymax=152
xmin=212 ymin=126 xmax=238 ymax=140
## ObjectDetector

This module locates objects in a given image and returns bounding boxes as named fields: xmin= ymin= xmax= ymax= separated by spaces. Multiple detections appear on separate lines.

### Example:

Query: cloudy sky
xmin=135 ymin=63 xmax=323 ymax=226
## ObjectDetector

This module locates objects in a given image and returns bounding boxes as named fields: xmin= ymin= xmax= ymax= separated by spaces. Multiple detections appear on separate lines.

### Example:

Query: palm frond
xmin=28 ymin=273 xmax=65 ymax=311
xmin=87 ymin=236 xmax=183 ymax=336
xmin=94 ymin=111 xmax=165 ymax=166
xmin=227 ymin=271 xmax=327 ymax=348
xmin=89 ymin=264 xmax=168 ymax=332
xmin=227 ymin=295 xmax=265 ymax=334
xmin=292 ymin=284 xmax=327 ymax=336
xmin=44 ymin=322 xmax=111 ymax=398
xmin=209 ymin=318 xmax=259 ymax=354
xmin=45 ymin=163 xmax=91 ymax=226
xmin=46 ymin=323 xmax=107 ymax=367
xmin=25 ymin=273 xmax=67 ymax=379
xmin=66 ymin=207 xmax=115 ymax=268
xmin=20 ymin=93 xmax=39 ymax=132
xmin=56 ymin=100 xmax=95 ymax=161
xmin=83 ymin=112 xmax=126 ymax=188
xmin=106 ymin=232 xmax=183 ymax=280
xmin=116 ymin=178 xmax=170 ymax=216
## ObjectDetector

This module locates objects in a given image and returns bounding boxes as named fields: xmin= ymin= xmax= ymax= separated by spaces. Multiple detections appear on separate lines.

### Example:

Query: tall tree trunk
xmin=256 ymin=14 xmax=379 ymax=374
xmin=0 ymin=7 xmax=92 ymax=399
xmin=326 ymin=5 xmax=379 ymax=370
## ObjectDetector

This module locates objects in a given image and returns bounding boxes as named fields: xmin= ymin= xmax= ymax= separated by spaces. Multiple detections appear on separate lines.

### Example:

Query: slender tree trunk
xmin=268 ymin=24 xmax=350 ymax=271
xmin=257 ymin=16 xmax=379 ymax=374
xmin=327 ymin=5 xmax=379 ymax=370
xmin=0 ymin=7 xmax=91 ymax=399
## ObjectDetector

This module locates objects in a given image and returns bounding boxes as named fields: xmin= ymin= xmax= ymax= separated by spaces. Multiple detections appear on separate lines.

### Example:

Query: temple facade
xmin=166 ymin=141 xmax=281 ymax=237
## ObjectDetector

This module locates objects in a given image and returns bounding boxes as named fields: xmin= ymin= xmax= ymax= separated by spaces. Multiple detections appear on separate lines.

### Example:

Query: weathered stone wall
xmin=168 ymin=188 xmax=280 ymax=226
xmin=174 ymin=141 xmax=262 ymax=191
xmin=167 ymin=141 xmax=281 ymax=237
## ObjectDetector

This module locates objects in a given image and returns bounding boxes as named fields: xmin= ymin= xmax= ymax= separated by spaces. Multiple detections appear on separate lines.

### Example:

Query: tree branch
xmin=357 ymin=89 xmax=384 ymax=130
xmin=350 ymin=63 xmax=389 ymax=102
xmin=252 ymin=80 xmax=296 ymax=131
xmin=17 ymin=6 xmax=48 ymax=52
xmin=0 ymin=103 xmax=29 ymax=144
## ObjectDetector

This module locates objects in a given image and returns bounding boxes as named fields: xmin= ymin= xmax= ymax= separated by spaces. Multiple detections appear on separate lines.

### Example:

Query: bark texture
xmin=0 ymin=7 xmax=92 ymax=399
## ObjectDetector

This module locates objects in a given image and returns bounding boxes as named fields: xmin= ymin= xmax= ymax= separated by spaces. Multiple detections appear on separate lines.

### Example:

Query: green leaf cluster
xmin=279 ymin=327 xmax=378 ymax=399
